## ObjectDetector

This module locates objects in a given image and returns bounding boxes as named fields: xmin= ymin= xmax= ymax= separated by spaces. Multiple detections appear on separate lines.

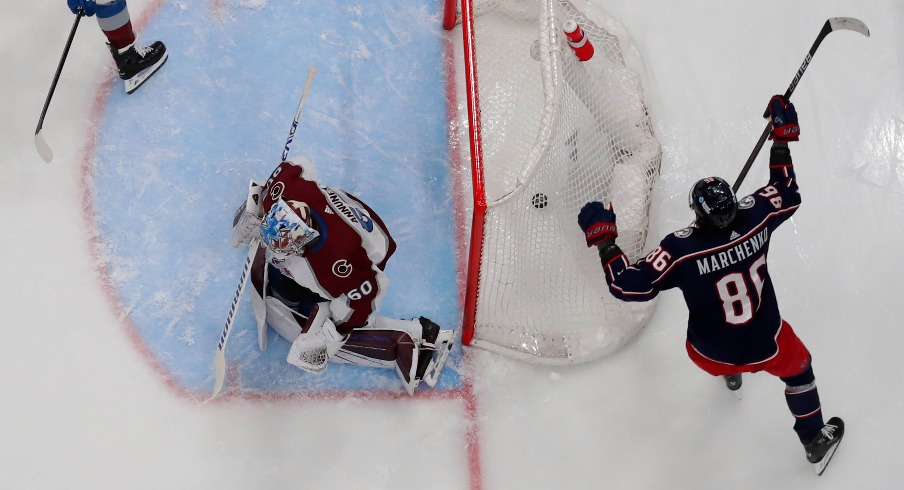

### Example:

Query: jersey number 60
xmin=347 ymin=280 xmax=374 ymax=300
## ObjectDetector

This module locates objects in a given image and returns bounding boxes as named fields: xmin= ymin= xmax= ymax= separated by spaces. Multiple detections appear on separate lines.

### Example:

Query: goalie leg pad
xmin=264 ymin=297 xmax=307 ymax=343
xmin=398 ymin=348 xmax=420 ymax=396
xmin=250 ymin=246 xmax=269 ymax=351
xmin=325 ymin=316 xmax=452 ymax=394
xmin=337 ymin=316 xmax=424 ymax=395
xmin=260 ymin=266 xmax=327 ymax=348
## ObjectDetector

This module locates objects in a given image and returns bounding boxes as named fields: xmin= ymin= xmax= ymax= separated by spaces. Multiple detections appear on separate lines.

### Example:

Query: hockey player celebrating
xmin=577 ymin=96 xmax=843 ymax=475
xmin=231 ymin=157 xmax=454 ymax=395
xmin=66 ymin=0 xmax=168 ymax=94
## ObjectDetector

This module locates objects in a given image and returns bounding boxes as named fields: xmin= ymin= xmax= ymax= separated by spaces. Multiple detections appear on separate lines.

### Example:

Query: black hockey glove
xmin=67 ymin=0 xmax=97 ymax=16
xmin=763 ymin=95 xmax=800 ymax=142
xmin=578 ymin=201 xmax=617 ymax=248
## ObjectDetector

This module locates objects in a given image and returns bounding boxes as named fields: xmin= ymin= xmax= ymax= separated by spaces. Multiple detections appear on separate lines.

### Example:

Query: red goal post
xmin=444 ymin=0 xmax=662 ymax=364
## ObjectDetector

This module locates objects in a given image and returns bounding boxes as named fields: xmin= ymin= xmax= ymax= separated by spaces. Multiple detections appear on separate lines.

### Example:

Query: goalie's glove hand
xmin=763 ymin=95 xmax=799 ymax=142
xmin=67 ymin=0 xmax=97 ymax=16
xmin=578 ymin=201 xmax=617 ymax=248
xmin=287 ymin=302 xmax=347 ymax=374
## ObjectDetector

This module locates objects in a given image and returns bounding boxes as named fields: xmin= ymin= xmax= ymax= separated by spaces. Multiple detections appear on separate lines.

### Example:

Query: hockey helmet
xmin=260 ymin=198 xmax=320 ymax=255
xmin=689 ymin=177 xmax=738 ymax=229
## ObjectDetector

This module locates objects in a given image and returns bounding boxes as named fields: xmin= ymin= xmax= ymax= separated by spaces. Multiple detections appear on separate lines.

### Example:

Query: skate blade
xmin=814 ymin=439 xmax=842 ymax=476
xmin=124 ymin=51 xmax=169 ymax=94
xmin=421 ymin=330 xmax=454 ymax=387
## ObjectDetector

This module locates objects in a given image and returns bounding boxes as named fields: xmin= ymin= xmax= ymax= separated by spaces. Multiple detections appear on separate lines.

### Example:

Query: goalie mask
xmin=260 ymin=198 xmax=320 ymax=256
xmin=689 ymin=177 xmax=738 ymax=229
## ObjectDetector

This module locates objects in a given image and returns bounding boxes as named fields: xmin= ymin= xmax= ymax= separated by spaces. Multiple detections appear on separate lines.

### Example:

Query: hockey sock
xmin=96 ymin=0 xmax=136 ymax=49
xmin=781 ymin=365 xmax=825 ymax=443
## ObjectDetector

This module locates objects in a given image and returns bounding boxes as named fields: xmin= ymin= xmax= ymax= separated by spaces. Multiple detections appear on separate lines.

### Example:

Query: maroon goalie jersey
xmin=259 ymin=160 xmax=397 ymax=333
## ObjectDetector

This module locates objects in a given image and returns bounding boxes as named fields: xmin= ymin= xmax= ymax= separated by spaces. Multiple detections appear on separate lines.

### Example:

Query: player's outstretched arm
xmin=578 ymin=202 xmax=662 ymax=302
xmin=763 ymin=95 xmax=802 ymax=205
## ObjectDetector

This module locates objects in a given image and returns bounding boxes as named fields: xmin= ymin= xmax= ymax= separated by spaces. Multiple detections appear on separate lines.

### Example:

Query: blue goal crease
xmin=90 ymin=0 xmax=462 ymax=395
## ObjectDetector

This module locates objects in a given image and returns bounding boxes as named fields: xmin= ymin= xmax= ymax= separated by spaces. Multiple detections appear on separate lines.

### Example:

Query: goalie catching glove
xmin=286 ymin=302 xmax=347 ymax=374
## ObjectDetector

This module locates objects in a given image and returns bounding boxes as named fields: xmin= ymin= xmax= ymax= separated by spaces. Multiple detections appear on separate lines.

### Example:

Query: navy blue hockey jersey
xmin=602 ymin=147 xmax=801 ymax=365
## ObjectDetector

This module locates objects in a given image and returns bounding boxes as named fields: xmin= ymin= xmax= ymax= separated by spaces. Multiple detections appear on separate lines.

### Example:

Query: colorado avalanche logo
xmin=269 ymin=181 xmax=285 ymax=201
xmin=739 ymin=195 xmax=755 ymax=209
xmin=332 ymin=259 xmax=352 ymax=278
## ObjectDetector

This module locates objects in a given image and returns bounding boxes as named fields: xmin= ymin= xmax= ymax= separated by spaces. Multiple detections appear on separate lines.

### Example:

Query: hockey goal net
xmin=444 ymin=0 xmax=662 ymax=364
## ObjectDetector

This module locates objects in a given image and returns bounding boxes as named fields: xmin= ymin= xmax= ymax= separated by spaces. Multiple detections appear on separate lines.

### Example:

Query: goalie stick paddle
xmin=210 ymin=244 xmax=257 ymax=399
xmin=35 ymin=11 xmax=84 ymax=163
xmin=732 ymin=17 xmax=870 ymax=192
xmin=209 ymin=66 xmax=318 ymax=400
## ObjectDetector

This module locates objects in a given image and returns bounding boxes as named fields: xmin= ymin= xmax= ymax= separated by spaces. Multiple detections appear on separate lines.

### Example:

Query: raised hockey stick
xmin=732 ymin=17 xmax=870 ymax=192
xmin=210 ymin=66 xmax=318 ymax=399
xmin=34 ymin=11 xmax=84 ymax=163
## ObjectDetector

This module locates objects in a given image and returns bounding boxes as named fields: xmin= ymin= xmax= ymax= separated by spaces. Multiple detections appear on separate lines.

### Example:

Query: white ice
xmin=3 ymin=0 xmax=902 ymax=489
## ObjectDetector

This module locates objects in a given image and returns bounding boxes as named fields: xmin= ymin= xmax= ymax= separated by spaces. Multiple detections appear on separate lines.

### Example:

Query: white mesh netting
xmin=449 ymin=0 xmax=662 ymax=364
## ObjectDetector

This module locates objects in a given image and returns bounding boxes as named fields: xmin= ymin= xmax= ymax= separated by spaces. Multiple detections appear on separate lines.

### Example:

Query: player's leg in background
xmin=95 ymin=0 xmax=167 ymax=93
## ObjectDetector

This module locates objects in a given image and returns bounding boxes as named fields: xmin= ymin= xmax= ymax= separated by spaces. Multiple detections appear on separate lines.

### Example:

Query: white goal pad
xmin=445 ymin=0 xmax=662 ymax=364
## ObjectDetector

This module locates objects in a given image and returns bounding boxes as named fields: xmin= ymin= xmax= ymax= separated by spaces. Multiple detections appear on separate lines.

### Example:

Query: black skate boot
xmin=415 ymin=317 xmax=441 ymax=380
xmin=107 ymin=41 xmax=168 ymax=94
xmin=804 ymin=417 xmax=844 ymax=475
xmin=722 ymin=374 xmax=742 ymax=391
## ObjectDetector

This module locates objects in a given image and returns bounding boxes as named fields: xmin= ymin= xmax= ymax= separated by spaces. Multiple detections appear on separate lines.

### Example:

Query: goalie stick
xmin=210 ymin=66 xmax=318 ymax=399
xmin=34 ymin=11 xmax=84 ymax=163
xmin=732 ymin=17 xmax=870 ymax=192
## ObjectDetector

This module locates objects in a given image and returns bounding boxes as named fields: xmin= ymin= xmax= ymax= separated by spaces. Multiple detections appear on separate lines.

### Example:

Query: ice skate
xmin=107 ymin=40 xmax=168 ymax=94
xmin=414 ymin=317 xmax=454 ymax=387
xmin=723 ymin=374 xmax=742 ymax=391
xmin=804 ymin=417 xmax=844 ymax=475
xmin=721 ymin=374 xmax=742 ymax=399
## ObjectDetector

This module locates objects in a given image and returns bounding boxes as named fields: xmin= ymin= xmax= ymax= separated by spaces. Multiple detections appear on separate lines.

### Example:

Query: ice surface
xmin=2 ymin=1 xmax=902 ymax=489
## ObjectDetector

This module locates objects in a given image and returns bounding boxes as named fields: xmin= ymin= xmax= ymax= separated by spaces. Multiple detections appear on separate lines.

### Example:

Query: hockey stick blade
xmin=732 ymin=17 xmax=870 ymax=192
xmin=211 ymin=350 xmax=227 ymax=399
xmin=34 ymin=13 xmax=83 ymax=164
xmin=209 ymin=242 xmax=257 ymax=400
xmin=34 ymin=131 xmax=53 ymax=163
xmin=828 ymin=17 xmax=870 ymax=38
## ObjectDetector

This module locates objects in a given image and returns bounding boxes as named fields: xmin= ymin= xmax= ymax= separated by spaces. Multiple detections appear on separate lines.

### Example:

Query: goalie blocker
xmin=231 ymin=157 xmax=454 ymax=394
